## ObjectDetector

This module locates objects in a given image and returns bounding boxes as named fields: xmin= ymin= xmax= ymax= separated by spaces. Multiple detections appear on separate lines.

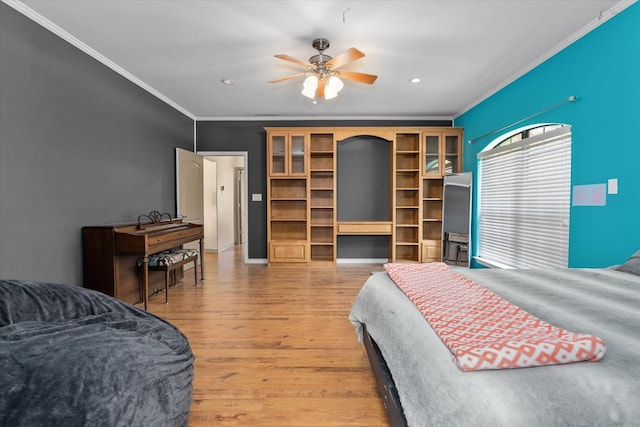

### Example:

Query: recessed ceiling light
xmin=409 ymin=78 xmax=421 ymax=84
xmin=221 ymin=78 xmax=234 ymax=85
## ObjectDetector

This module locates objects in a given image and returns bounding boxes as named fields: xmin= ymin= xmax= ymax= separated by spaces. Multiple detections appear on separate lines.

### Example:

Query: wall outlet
xmin=608 ymin=178 xmax=618 ymax=195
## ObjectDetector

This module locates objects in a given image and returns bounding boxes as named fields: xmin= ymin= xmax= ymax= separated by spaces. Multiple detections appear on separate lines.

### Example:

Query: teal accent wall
xmin=455 ymin=3 xmax=640 ymax=268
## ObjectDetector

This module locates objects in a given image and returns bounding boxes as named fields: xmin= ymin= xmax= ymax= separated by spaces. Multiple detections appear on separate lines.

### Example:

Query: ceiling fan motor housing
xmin=309 ymin=54 xmax=333 ymax=67
xmin=310 ymin=38 xmax=332 ymax=72
xmin=312 ymin=38 xmax=330 ymax=52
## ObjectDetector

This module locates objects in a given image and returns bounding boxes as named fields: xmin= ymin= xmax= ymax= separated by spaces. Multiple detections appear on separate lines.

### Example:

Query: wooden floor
xmin=146 ymin=245 xmax=390 ymax=426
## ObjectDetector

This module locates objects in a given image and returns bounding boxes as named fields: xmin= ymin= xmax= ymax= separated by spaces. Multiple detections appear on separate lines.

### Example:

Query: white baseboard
xmin=337 ymin=258 xmax=388 ymax=264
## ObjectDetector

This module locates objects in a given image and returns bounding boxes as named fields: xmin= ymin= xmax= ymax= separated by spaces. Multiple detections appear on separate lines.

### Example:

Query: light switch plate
xmin=608 ymin=178 xmax=618 ymax=195
xmin=252 ymin=193 xmax=263 ymax=202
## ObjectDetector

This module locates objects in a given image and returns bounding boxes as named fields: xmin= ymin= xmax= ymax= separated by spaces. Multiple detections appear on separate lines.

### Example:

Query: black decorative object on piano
xmin=82 ymin=214 xmax=204 ymax=308
xmin=137 ymin=210 xmax=172 ymax=228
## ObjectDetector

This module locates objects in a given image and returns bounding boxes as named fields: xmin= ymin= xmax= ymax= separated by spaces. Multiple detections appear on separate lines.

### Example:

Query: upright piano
xmin=83 ymin=219 xmax=204 ymax=307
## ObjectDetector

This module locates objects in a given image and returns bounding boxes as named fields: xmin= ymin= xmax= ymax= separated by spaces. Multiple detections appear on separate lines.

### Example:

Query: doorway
xmin=198 ymin=152 xmax=249 ymax=262
xmin=177 ymin=149 xmax=249 ymax=263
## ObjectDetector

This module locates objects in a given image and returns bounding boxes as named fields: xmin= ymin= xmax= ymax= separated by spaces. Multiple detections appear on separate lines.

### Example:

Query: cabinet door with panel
xmin=422 ymin=129 xmax=463 ymax=176
xmin=268 ymin=132 xmax=308 ymax=176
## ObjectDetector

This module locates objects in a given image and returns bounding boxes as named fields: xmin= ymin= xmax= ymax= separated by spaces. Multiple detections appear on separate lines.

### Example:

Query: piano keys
xmin=83 ymin=219 xmax=204 ymax=307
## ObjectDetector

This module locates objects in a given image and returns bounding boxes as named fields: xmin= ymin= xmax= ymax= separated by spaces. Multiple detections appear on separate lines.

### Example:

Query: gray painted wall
xmin=0 ymin=3 xmax=453 ymax=277
xmin=0 ymin=4 xmax=193 ymax=285
xmin=197 ymin=119 xmax=452 ymax=259
xmin=337 ymin=136 xmax=390 ymax=222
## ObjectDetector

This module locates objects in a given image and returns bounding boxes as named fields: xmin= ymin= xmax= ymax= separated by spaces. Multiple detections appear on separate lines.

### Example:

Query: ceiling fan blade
xmin=274 ymin=54 xmax=313 ymax=69
xmin=337 ymin=70 xmax=378 ymax=84
xmin=316 ymin=77 xmax=326 ymax=98
xmin=326 ymin=47 xmax=365 ymax=69
xmin=268 ymin=73 xmax=308 ymax=84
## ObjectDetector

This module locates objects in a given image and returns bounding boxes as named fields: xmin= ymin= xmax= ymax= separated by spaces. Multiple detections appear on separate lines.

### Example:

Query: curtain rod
xmin=467 ymin=95 xmax=577 ymax=144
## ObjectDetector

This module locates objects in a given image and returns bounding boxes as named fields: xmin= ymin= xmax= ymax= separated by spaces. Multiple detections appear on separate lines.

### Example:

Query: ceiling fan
xmin=268 ymin=38 xmax=377 ymax=100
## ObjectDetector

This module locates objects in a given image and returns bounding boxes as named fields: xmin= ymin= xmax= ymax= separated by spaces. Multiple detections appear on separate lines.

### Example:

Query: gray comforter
xmin=349 ymin=268 xmax=640 ymax=427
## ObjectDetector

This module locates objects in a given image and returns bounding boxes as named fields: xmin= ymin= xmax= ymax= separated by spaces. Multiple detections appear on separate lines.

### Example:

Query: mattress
xmin=349 ymin=267 xmax=640 ymax=427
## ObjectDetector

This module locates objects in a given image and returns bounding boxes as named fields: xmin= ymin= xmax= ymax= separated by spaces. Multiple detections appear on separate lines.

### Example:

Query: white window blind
xmin=476 ymin=126 xmax=571 ymax=269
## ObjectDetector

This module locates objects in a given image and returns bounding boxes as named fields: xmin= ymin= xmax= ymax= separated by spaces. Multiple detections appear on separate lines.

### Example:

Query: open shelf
xmin=396 ymin=153 xmax=420 ymax=170
xmin=396 ymin=133 xmax=420 ymax=152
xmin=396 ymin=190 xmax=420 ymax=207
xmin=270 ymin=200 xmax=307 ymax=220
xmin=395 ymin=245 xmax=420 ymax=263
xmin=310 ymin=190 xmax=333 ymax=207
xmin=310 ymin=245 xmax=334 ymax=262
xmin=396 ymin=171 xmax=420 ymax=189
xmin=310 ymin=154 xmax=333 ymax=170
xmin=396 ymin=208 xmax=419 ymax=224
xmin=310 ymin=133 xmax=334 ymax=152
xmin=310 ymin=208 xmax=333 ymax=225
xmin=311 ymin=226 xmax=334 ymax=244
xmin=270 ymin=179 xmax=306 ymax=199
xmin=270 ymin=221 xmax=307 ymax=240
xmin=422 ymin=221 xmax=443 ymax=241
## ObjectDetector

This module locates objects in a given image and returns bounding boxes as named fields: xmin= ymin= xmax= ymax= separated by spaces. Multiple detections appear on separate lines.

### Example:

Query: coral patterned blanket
xmin=384 ymin=263 xmax=606 ymax=371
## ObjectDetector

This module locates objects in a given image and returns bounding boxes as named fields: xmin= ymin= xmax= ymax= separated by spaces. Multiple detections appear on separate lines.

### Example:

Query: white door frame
xmin=234 ymin=166 xmax=246 ymax=245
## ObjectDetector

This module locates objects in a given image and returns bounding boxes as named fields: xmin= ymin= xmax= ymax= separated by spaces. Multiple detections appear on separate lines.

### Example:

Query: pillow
xmin=615 ymin=250 xmax=640 ymax=276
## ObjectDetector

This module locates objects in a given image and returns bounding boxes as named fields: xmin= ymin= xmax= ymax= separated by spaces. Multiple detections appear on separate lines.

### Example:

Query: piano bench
xmin=138 ymin=249 xmax=199 ymax=305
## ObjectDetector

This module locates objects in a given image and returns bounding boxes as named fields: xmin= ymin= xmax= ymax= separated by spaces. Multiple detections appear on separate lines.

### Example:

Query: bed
xmin=349 ymin=252 xmax=640 ymax=427
xmin=0 ymin=279 xmax=194 ymax=427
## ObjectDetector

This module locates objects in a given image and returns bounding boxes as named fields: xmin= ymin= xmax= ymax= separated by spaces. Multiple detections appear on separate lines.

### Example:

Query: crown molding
xmin=3 ymin=0 xmax=197 ymax=120
xmin=195 ymin=115 xmax=454 ymax=122
xmin=454 ymin=0 xmax=638 ymax=119
xmin=7 ymin=0 xmax=633 ymax=123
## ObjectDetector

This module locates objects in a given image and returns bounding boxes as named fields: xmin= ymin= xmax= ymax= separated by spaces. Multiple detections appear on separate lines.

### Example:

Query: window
xmin=476 ymin=124 xmax=571 ymax=269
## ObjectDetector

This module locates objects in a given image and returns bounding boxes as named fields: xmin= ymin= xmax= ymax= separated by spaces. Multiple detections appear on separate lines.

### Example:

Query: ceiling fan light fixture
xmin=324 ymin=76 xmax=344 ymax=100
xmin=327 ymin=75 xmax=344 ymax=92
xmin=301 ymin=75 xmax=318 ymax=99
xmin=273 ymin=38 xmax=376 ymax=101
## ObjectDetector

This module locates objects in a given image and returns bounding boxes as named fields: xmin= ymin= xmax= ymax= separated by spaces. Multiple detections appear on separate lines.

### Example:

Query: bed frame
xmin=362 ymin=325 xmax=408 ymax=427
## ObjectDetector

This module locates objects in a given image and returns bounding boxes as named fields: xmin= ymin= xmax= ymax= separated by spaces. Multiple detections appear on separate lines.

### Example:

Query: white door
xmin=176 ymin=148 xmax=204 ymax=224
xmin=176 ymin=148 xmax=204 ymax=258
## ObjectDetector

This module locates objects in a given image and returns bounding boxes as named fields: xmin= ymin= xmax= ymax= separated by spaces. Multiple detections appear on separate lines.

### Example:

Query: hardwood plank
xmin=146 ymin=245 xmax=389 ymax=426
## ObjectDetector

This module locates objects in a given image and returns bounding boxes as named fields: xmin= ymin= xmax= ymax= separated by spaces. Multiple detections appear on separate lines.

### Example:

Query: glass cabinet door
xmin=423 ymin=133 xmax=441 ymax=175
xmin=290 ymin=134 xmax=306 ymax=175
xmin=423 ymin=131 xmax=463 ymax=175
xmin=444 ymin=133 xmax=461 ymax=174
xmin=269 ymin=135 xmax=286 ymax=175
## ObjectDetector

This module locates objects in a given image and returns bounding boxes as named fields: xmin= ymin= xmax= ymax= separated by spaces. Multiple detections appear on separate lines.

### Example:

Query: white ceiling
xmin=8 ymin=0 xmax=632 ymax=120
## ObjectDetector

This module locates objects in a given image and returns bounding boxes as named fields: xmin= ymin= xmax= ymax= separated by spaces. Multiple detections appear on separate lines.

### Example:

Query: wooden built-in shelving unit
xmin=309 ymin=133 xmax=336 ymax=265
xmin=267 ymin=132 xmax=309 ymax=264
xmin=266 ymin=127 xmax=463 ymax=266
xmin=393 ymin=133 xmax=422 ymax=262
